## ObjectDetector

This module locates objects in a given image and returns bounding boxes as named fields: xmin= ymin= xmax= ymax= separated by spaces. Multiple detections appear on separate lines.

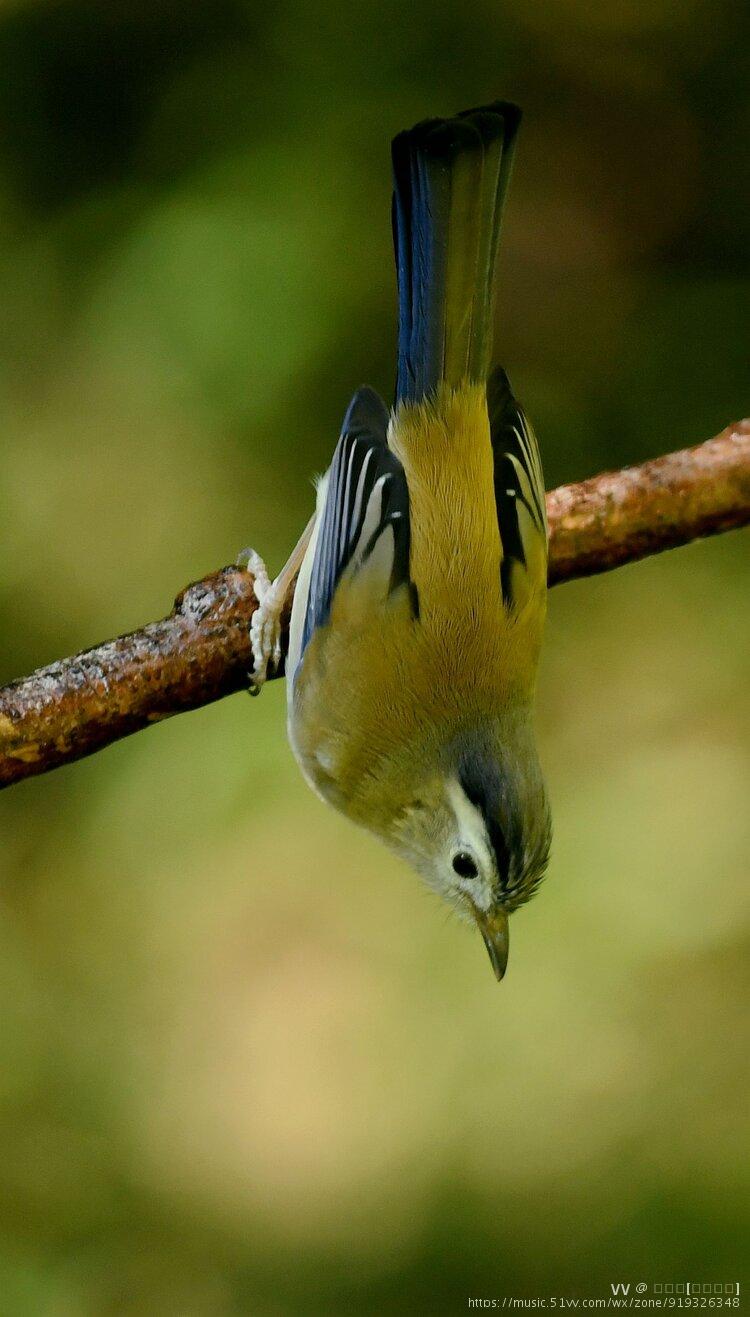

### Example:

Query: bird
xmin=245 ymin=101 xmax=550 ymax=980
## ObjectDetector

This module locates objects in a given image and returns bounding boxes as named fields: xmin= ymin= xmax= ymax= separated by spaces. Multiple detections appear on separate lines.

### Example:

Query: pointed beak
xmin=476 ymin=908 xmax=510 ymax=981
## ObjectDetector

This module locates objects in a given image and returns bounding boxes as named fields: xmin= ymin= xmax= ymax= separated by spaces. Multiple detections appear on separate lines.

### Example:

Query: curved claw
xmin=238 ymin=549 xmax=283 ymax=695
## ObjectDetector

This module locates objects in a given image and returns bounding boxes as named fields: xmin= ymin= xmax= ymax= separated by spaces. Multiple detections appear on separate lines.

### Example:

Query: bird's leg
xmin=238 ymin=515 xmax=315 ymax=694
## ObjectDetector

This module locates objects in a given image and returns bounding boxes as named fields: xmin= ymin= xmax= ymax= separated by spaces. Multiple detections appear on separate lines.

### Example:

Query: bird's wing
xmin=487 ymin=367 xmax=548 ymax=611
xmin=300 ymin=387 xmax=415 ymax=657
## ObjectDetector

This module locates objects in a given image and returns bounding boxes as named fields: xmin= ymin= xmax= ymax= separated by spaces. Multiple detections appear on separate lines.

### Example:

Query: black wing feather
xmin=487 ymin=367 xmax=547 ymax=610
xmin=301 ymin=387 xmax=414 ymax=656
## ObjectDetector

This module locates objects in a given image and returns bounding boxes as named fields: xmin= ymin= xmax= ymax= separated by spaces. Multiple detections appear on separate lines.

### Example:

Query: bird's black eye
xmin=452 ymin=851 xmax=478 ymax=879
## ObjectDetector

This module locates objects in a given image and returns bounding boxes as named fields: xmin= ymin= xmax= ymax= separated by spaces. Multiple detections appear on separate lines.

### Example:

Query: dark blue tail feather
xmin=391 ymin=101 xmax=521 ymax=405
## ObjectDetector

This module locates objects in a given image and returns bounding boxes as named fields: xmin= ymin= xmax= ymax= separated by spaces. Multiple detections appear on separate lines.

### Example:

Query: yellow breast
xmin=290 ymin=382 xmax=546 ymax=824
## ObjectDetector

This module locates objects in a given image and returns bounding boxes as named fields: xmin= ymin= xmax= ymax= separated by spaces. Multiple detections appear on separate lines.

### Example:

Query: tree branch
xmin=546 ymin=420 xmax=750 ymax=584
xmin=1 ymin=420 xmax=748 ymax=790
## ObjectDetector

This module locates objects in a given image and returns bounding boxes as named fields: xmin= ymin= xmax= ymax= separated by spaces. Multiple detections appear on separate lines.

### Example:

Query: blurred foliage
xmin=0 ymin=0 xmax=748 ymax=1312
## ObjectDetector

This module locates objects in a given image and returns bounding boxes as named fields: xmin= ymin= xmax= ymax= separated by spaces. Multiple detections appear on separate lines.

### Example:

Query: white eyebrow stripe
xmin=445 ymin=779 xmax=496 ymax=909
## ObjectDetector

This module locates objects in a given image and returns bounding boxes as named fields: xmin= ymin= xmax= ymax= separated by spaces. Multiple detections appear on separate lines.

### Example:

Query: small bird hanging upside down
xmin=246 ymin=101 xmax=550 ymax=981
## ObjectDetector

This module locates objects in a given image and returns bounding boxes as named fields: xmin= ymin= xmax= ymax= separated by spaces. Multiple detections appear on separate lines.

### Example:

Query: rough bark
xmin=1 ymin=419 xmax=748 ymax=789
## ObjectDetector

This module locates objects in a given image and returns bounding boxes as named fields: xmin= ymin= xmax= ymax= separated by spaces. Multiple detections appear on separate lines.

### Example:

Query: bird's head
xmin=385 ymin=720 xmax=551 ymax=980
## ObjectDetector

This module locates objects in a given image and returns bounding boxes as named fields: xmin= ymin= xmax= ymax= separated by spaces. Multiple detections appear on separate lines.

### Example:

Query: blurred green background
xmin=1 ymin=0 xmax=749 ymax=1312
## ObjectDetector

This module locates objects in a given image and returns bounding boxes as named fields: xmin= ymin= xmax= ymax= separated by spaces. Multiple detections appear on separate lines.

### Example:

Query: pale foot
xmin=237 ymin=548 xmax=285 ymax=695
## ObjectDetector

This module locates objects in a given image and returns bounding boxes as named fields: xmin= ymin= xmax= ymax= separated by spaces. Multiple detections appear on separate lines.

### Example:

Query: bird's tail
xmin=391 ymin=101 xmax=521 ymax=405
